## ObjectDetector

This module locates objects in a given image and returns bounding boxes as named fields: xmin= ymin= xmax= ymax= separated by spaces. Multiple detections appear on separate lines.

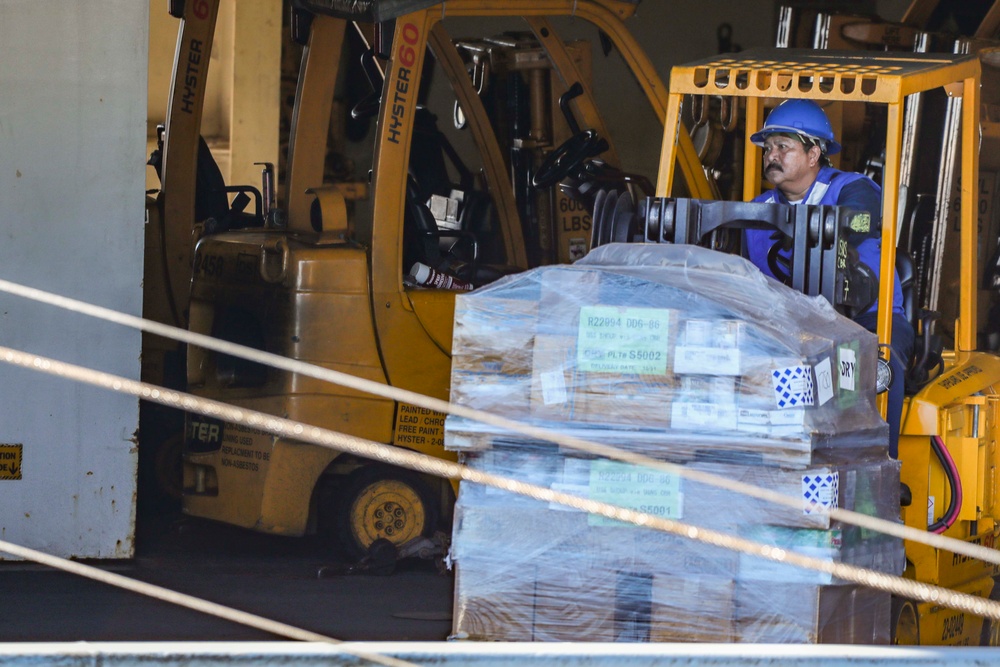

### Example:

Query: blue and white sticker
xmin=771 ymin=365 xmax=815 ymax=408
xmin=802 ymin=472 xmax=839 ymax=515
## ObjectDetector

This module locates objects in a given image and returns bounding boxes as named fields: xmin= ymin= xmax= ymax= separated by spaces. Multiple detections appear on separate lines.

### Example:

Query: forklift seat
xmin=402 ymin=108 xmax=511 ymax=287
xmin=147 ymin=130 xmax=263 ymax=233
xmin=403 ymin=177 xmax=509 ymax=286
xmin=896 ymin=250 xmax=915 ymax=325
xmin=897 ymin=249 xmax=944 ymax=392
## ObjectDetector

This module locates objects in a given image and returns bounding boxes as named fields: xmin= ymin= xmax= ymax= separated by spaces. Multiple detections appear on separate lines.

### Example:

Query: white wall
xmin=0 ymin=1 xmax=147 ymax=558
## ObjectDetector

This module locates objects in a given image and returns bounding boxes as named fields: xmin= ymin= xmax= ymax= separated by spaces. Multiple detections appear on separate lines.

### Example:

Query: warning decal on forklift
xmin=0 ymin=444 xmax=22 ymax=480
xmin=394 ymin=404 xmax=445 ymax=449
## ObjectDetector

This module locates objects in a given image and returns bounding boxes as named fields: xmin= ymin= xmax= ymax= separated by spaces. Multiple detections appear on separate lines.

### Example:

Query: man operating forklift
xmin=746 ymin=99 xmax=914 ymax=456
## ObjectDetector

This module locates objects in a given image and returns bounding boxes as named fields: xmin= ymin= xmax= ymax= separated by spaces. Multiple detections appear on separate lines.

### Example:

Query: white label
xmin=802 ymin=472 xmax=839 ymax=515
xmin=815 ymin=357 xmax=834 ymax=406
xmin=540 ymin=369 xmax=567 ymax=405
xmin=736 ymin=408 xmax=805 ymax=433
xmin=771 ymin=365 xmax=815 ymax=408
xmin=671 ymin=402 xmax=738 ymax=430
xmin=673 ymin=346 xmax=741 ymax=375
xmin=928 ymin=495 xmax=936 ymax=527
xmin=839 ymin=347 xmax=857 ymax=392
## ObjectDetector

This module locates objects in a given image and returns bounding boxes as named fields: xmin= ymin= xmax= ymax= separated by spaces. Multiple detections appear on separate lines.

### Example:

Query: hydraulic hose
xmin=928 ymin=435 xmax=963 ymax=534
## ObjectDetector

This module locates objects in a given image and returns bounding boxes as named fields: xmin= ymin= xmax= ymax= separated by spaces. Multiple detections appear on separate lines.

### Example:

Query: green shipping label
xmin=588 ymin=460 xmax=682 ymax=527
xmin=577 ymin=306 xmax=671 ymax=374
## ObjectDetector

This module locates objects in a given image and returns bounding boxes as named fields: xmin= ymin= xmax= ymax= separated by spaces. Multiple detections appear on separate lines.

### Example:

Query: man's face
xmin=761 ymin=134 xmax=822 ymax=200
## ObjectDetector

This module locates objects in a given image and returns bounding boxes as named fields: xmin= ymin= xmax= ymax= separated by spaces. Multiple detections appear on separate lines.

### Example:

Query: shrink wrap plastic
xmin=447 ymin=244 xmax=901 ymax=643
xmin=447 ymin=243 xmax=889 ymax=465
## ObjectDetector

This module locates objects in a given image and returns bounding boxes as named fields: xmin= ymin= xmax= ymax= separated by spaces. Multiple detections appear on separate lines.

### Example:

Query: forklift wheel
xmin=890 ymin=597 xmax=919 ymax=645
xmin=335 ymin=465 xmax=439 ymax=562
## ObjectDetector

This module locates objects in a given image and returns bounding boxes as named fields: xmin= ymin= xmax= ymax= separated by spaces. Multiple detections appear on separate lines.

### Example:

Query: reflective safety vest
xmin=747 ymin=167 xmax=903 ymax=315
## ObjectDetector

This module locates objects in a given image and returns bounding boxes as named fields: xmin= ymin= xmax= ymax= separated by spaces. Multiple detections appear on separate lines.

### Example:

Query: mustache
xmin=765 ymin=163 xmax=783 ymax=174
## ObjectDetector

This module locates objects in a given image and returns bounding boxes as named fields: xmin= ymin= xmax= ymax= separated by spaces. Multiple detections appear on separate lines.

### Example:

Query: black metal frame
xmin=597 ymin=197 xmax=879 ymax=317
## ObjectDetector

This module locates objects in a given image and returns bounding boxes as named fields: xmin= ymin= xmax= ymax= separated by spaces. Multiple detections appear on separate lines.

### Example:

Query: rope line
xmin=2 ymin=344 xmax=1000 ymax=624
xmin=0 ymin=536 xmax=419 ymax=667
xmin=0 ymin=278 xmax=995 ymax=567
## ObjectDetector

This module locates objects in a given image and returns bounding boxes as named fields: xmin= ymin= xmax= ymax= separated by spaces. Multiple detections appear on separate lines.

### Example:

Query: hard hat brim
xmin=750 ymin=126 xmax=842 ymax=155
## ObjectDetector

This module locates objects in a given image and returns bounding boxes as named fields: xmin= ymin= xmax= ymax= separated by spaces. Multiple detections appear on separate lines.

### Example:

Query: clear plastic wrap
xmin=450 ymin=443 xmax=900 ymax=643
xmin=447 ymin=244 xmax=901 ymax=644
xmin=447 ymin=243 xmax=889 ymax=466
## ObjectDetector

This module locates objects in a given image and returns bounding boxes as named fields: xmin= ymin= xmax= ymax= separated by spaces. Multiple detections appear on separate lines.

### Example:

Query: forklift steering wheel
xmin=532 ymin=130 xmax=604 ymax=188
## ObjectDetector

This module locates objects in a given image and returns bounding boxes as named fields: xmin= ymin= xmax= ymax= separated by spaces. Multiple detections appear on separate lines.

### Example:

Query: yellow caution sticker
xmin=0 ymin=444 xmax=22 ymax=480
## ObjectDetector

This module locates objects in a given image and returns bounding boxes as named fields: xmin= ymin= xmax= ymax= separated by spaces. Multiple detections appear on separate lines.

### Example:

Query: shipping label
xmin=577 ymin=306 xmax=671 ymax=375
xmin=587 ymin=460 xmax=683 ymax=526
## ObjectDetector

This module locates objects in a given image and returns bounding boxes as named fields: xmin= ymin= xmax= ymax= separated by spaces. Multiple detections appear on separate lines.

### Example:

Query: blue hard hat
xmin=750 ymin=99 xmax=841 ymax=155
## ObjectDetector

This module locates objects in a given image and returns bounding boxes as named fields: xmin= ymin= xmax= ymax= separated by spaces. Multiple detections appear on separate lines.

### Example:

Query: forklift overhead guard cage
xmin=656 ymin=49 xmax=982 ymax=375
xmin=292 ymin=0 xmax=642 ymax=22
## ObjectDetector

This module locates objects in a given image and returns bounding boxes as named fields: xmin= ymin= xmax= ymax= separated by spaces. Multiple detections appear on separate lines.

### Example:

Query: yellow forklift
xmin=590 ymin=47 xmax=999 ymax=645
xmin=153 ymin=0 xmax=711 ymax=563
xmin=150 ymin=0 xmax=1000 ymax=644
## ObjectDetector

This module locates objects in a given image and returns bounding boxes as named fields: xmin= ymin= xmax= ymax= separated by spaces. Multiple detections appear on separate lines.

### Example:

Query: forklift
xmin=147 ymin=0 xmax=711 ymax=563
xmin=580 ymin=46 xmax=1000 ymax=645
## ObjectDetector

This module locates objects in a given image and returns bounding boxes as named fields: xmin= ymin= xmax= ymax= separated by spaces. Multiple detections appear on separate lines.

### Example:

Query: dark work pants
xmin=854 ymin=311 xmax=915 ymax=459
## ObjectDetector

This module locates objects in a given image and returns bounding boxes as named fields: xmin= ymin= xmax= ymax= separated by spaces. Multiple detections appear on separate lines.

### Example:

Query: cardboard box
xmin=735 ymin=582 xmax=891 ymax=644
xmin=455 ymin=559 xmax=739 ymax=643
xmin=454 ymin=480 xmax=740 ymax=577
xmin=532 ymin=566 xmax=618 ymax=641
xmin=450 ymin=370 xmax=530 ymax=419
xmin=538 ymin=267 xmax=601 ymax=335
xmin=737 ymin=524 xmax=905 ymax=585
xmin=577 ymin=375 xmax=676 ymax=428
xmin=452 ymin=559 xmax=535 ymax=641
xmin=651 ymin=574 xmax=736 ymax=643
xmin=530 ymin=334 xmax=581 ymax=422
xmin=687 ymin=457 xmax=901 ymax=530
xmin=451 ymin=296 xmax=537 ymax=377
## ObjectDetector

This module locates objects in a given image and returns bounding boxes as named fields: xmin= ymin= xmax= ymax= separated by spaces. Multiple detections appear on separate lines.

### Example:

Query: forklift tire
xmin=335 ymin=464 xmax=439 ymax=562
xmin=890 ymin=597 xmax=920 ymax=645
